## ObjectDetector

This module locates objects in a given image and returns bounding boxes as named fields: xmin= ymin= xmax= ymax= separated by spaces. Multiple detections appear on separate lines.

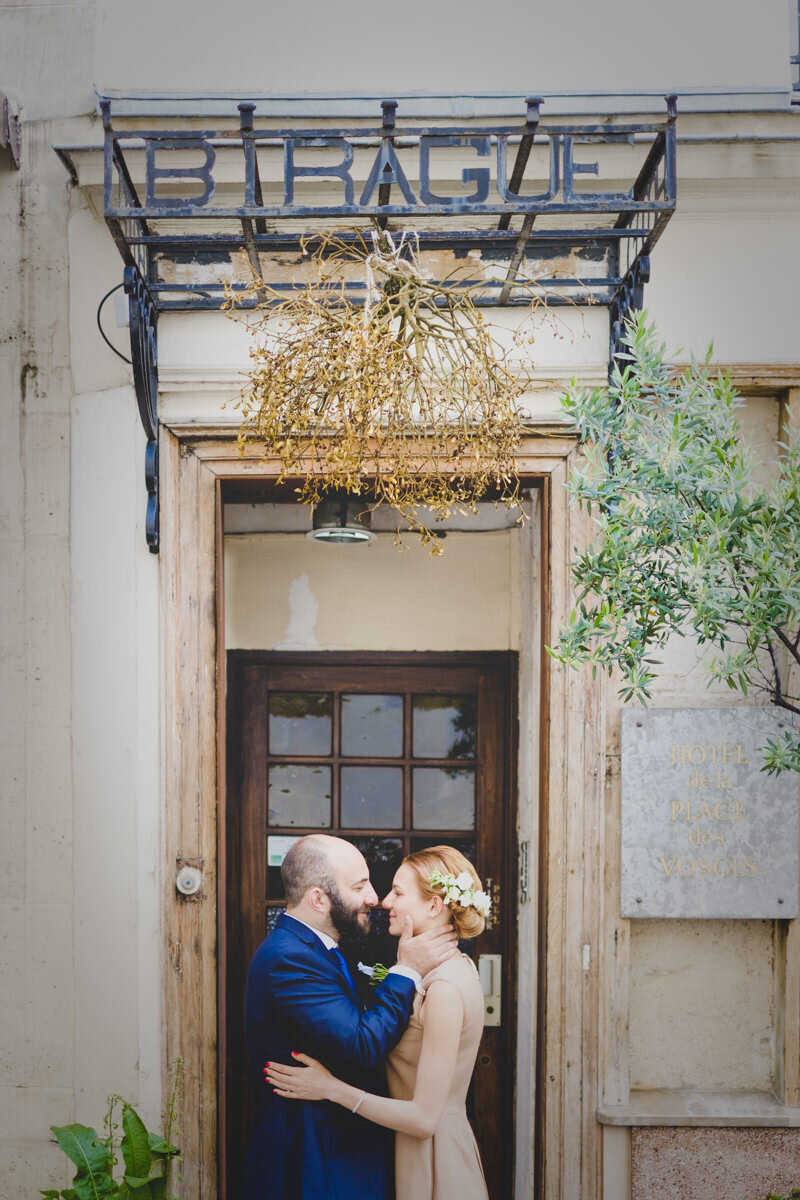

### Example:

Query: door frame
xmin=158 ymin=425 xmax=611 ymax=1200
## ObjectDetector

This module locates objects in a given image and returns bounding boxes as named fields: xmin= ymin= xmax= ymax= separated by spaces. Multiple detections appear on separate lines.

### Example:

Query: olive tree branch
xmin=550 ymin=310 xmax=800 ymax=772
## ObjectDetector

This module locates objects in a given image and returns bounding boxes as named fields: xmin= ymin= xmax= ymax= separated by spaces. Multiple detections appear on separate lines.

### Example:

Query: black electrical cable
xmin=96 ymin=282 xmax=132 ymax=365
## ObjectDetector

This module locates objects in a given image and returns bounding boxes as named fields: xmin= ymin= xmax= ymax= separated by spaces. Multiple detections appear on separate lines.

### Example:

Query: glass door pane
xmin=412 ymin=694 xmax=477 ymax=759
xmin=340 ymin=766 xmax=403 ymax=828
xmin=412 ymin=767 xmax=476 ymax=829
xmin=268 ymin=764 xmax=332 ymax=827
xmin=268 ymin=692 xmax=332 ymax=755
xmin=341 ymin=693 xmax=403 ymax=757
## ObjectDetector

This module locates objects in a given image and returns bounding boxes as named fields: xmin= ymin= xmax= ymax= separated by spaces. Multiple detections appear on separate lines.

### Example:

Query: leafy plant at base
xmin=42 ymin=1058 xmax=182 ymax=1200
xmin=548 ymin=312 xmax=800 ymax=773
xmin=225 ymin=226 xmax=556 ymax=551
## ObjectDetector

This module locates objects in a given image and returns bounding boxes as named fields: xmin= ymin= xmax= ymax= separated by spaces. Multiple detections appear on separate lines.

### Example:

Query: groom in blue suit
xmin=243 ymin=834 xmax=456 ymax=1200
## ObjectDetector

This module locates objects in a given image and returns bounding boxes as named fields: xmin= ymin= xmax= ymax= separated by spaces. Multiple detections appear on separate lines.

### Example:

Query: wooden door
xmin=224 ymin=652 xmax=517 ymax=1199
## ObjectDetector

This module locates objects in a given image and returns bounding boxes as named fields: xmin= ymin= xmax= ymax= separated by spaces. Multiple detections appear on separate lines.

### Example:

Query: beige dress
xmin=386 ymin=954 xmax=489 ymax=1200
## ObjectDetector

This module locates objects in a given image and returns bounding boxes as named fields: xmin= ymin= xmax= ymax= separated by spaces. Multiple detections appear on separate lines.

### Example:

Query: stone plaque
xmin=621 ymin=708 xmax=799 ymax=918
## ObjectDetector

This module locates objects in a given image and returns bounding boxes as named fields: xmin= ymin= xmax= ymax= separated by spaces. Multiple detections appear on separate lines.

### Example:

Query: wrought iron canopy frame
xmin=99 ymin=95 xmax=677 ymax=552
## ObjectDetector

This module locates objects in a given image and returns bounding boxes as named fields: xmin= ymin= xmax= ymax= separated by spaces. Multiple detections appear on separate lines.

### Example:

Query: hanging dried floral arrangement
xmin=225 ymin=225 xmax=544 ymax=551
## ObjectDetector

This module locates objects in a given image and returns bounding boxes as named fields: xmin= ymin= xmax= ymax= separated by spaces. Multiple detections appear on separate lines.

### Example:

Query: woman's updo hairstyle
xmin=402 ymin=845 xmax=486 ymax=939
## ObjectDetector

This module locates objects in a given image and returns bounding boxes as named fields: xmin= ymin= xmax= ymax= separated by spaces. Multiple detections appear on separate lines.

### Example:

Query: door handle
xmin=478 ymin=953 xmax=502 ymax=1027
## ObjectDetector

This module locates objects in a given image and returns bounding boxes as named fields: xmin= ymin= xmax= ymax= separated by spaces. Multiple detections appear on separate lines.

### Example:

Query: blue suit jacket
xmin=243 ymin=913 xmax=416 ymax=1200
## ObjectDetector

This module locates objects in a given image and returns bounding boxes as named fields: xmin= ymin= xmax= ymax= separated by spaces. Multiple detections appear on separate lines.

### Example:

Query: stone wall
xmin=632 ymin=1128 xmax=800 ymax=1200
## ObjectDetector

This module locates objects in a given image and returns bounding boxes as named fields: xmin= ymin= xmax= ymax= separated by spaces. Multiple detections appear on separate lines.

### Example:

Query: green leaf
xmin=120 ymin=1105 xmax=152 ymax=1182
xmin=148 ymin=1177 xmax=167 ymax=1200
xmin=147 ymin=1133 xmax=179 ymax=1161
xmin=761 ymin=730 xmax=800 ymax=775
xmin=119 ymin=1184 xmax=155 ymax=1200
xmin=121 ymin=1176 xmax=167 ymax=1200
xmin=122 ymin=1176 xmax=155 ymax=1191
xmin=50 ymin=1124 xmax=117 ymax=1200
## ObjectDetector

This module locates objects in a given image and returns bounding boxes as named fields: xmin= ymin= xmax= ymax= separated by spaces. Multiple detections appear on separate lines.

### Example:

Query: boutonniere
xmin=357 ymin=961 xmax=390 ymax=987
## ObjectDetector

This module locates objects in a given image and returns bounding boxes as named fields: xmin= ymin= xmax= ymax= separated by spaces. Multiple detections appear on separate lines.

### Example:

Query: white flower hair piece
xmin=429 ymin=870 xmax=491 ymax=918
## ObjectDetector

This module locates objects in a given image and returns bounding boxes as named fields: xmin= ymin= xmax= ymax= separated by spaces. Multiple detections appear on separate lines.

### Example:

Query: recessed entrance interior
xmin=220 ymin=490 xmax=541 ymax=1199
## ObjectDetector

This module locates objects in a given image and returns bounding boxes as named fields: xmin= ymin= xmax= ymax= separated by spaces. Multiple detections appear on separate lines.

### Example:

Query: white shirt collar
xmin=285 ymin=912 xmax=338 ymax=951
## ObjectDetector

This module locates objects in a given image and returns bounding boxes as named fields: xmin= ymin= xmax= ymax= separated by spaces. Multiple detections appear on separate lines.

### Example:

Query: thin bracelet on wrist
xmin=351 ymin=1090 xmax=366 ymax=1114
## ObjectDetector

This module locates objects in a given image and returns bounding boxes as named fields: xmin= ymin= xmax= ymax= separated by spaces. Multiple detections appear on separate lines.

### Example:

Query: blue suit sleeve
xmin=250 ymin=941 xmax=415 ymax=1074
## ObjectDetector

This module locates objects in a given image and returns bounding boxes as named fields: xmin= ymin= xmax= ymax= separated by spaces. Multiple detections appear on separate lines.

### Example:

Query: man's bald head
xmin=281 ymin=834 xmax=344 ymax=906
xmin=281 ymin=835 xmax=376 ymax=938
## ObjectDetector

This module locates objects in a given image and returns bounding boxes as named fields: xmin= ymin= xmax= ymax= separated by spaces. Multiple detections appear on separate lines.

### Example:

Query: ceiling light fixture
xmin=308 ymin=492 xmax=376 ymax=544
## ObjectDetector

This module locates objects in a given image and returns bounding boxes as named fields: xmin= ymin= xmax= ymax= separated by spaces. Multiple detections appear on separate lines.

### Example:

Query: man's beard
xmin=328 ymin=886 xmax=370 ymax=941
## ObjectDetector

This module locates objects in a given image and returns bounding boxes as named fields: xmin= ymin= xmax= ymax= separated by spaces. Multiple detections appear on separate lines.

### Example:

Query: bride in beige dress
xmin=266 ymin=846 xmax=490 ymax=1200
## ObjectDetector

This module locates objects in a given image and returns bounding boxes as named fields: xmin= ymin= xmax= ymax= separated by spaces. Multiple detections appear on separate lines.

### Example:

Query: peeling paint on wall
xmin=274 ymin=573 xmax=320 ymax=650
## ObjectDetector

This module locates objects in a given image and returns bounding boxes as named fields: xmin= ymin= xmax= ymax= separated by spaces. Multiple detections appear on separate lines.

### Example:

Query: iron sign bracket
xmin=96 ymin=95 xmax=677 ymax=552
xmin=1 ymin=91 xmax=20 ymax=169
xmin=124 ymin=266 xmax=159 ymax=552
xmin=609 ymin=254 xmax=650 ymax=377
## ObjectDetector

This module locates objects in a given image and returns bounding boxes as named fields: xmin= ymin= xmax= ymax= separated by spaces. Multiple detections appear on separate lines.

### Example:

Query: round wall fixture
xmin=176 ymin=866 xmax=203 ymax=896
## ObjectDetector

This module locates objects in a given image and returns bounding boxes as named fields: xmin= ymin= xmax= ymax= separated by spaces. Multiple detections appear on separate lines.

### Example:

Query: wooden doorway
xmin=224 ymin=651 xmax=518 ymax=1199
xmin=159 ymin=430 xmax=612 ymax=1200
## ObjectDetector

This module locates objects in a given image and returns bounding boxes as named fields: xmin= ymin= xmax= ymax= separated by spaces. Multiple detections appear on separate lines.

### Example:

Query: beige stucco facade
xmin=2 ymin=2 xmax=800 ymax=1198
